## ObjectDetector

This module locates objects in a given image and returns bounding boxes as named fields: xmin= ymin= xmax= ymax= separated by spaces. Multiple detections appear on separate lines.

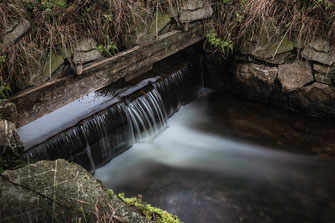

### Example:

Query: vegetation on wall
xmin=0 ymin=0 xmax=182 ymax=97
xmin=207 ymin=0 xmax=335 ymax=55
xmin=1 ymin=0 xmax=334 ymax=96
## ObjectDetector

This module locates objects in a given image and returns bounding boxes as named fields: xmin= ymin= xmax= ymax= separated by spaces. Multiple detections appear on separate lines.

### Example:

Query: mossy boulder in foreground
xmin=0 ymin=159 xmax=152 ymax=222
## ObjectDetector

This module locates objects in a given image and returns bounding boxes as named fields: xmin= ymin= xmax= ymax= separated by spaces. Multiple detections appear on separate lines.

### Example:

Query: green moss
xmin=108 ymin=189 xmax=114 ymax=198
xmin=118 ymin=193 xmax=183 ymax=223
xmin=268 ymin=36 xmax=294 ymax=56
xmin=0 ymin=153 xmax=29 ymax=174
xmin=41 ymin=53 xmax=65 ymax=77
xmin=149 ymin=12 xmax=171 ymax=35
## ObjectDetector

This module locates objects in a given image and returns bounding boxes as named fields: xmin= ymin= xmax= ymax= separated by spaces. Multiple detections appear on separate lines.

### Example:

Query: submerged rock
xmin=235 ymin=63 xmax=278 ymax=103
xmin=278 ymin=60 xmax=314 ymax=93
xmin=0 ymin=159 xmax=152 ymax=223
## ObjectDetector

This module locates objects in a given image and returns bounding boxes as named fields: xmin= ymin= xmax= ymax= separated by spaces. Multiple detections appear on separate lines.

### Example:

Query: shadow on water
xmin=95 ymin=90 xmax=335 ymax=223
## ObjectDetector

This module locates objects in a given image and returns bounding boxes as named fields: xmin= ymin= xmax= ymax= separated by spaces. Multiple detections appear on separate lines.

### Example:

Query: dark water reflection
xmin=95 ymin=90 xmax=335 ymax=223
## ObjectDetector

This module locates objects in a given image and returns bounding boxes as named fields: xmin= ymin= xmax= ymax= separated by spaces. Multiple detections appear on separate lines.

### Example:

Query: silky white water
xmin=95 ymin=90 xmax=335 ymax=223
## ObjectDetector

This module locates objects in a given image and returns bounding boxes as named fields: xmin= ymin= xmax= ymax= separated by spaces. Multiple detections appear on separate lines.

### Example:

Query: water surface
xmin=95 ymin=90 xmax=335 ymax=223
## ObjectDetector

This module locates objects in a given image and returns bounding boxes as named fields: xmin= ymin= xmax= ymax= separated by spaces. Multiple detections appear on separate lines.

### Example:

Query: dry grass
xmin=0 ymin=0 xmax=181 ymax=95
xmin=209 ymin=0 xmax=335 ymax=50
xmin=1 ymin=0 xmax=334 ymax=95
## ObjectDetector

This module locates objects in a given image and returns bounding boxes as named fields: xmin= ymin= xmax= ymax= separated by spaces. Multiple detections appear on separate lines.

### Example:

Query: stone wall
xmin=1 ymin=0 xmax=212 ymax=91
xmin=205 ymin=35 xmax=335 ymax=121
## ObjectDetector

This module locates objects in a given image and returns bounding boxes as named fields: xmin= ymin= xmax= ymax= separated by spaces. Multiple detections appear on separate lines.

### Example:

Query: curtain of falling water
xmin=23 ymin=59 xmax=203 ymax=173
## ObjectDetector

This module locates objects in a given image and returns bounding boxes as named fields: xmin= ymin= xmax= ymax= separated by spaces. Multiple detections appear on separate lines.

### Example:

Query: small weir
xmin=19 ymin=55 xmax=203 ymax=173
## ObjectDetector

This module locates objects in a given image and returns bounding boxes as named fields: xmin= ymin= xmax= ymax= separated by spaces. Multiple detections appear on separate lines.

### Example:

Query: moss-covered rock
xmin=0 ymin=119 xmax=24 ymax=173
xmin=240 ymin=30 xmax=294 ymax=60
xmin=149 ymin=12 xmax=171 ymax=36
xmin=0 ymin=119 xmax=23 ymax=156
xmin=0 ymin=101 xmax=17 ymax=123
xmin=17 ymin=49 xmax=65 ymax=90
xmin=41 ymin=53 xmax=65 ymax=78
xmin=124 ymin=7 xmax=171 ymax=47
xmin=0 ymin=159 xmax=152 ymax=222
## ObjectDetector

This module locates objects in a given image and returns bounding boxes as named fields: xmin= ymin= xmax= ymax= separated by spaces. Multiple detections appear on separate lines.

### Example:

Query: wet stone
xmin=289 ymin=82 xmax=335 ymax=120
xmin=235 ymin=63 xmax=278 ymax=103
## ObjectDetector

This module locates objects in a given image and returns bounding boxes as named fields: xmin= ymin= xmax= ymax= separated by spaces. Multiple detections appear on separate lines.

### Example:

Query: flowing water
xmin=95 ymin=90 xmax=335 ymax=223
xmin=19 ymin=58 xmax=203 ymax=173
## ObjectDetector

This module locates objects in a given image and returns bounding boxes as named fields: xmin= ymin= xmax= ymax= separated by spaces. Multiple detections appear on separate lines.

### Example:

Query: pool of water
xmin=95 ymin=90 xmax=335 ymax=223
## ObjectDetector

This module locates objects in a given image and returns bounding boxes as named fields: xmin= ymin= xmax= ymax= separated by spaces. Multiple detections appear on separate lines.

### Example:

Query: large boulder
xmin=278 ymin=60 xmax=314 ymax=93
xmin=0 ymin=159 xmax=152 ymax=223
xmin=2 ymin=19 xmax=31 ymax=45
xmin=289 ymin=83 xmax=335 ymax=120
xmin=73 ymin=38 xmax=102 ymax=64
xmin=301 ymin=38 xmax=335 ymax=66
xmin=235 ymin=63 xmax=278 ymax=103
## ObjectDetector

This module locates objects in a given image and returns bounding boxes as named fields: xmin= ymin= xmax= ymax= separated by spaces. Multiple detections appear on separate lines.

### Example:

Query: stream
xmin=95 ymin=90 xmax=335 ymax=223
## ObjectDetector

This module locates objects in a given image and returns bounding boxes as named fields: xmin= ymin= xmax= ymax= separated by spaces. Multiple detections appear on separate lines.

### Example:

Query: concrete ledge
xmin=11 ymin=25 xmax=204 ymax=127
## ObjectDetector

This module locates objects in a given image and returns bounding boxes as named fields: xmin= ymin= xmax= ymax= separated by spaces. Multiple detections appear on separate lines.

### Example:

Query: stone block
xmin=240 ymin=33 xmax=294 ymax=60
xmin=235 ymin=63 xmax=278 ymax=103
xmin=73 ymin=38 xmax=102 ymax=64
xmin=180 ymin=4 xmax=213 ymax=23
xmin=289 ymin=82 xmax=335 ymax=120
xmin=301 ymin=38 xmax=335 ymax=66
xmin=2 ymin=19 xmax=31 ymax=45
xmin=278 ymin=60 xmax=314 ymax=93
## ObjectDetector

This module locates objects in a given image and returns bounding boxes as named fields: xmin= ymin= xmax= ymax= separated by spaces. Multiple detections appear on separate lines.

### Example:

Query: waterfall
xmin=23 ymin=57 xmax=203 ymax=173
xmin=125 ymin=88 xmax=167 ymax=142
xmin=24 ymin=89 xmax=169 ymax=173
